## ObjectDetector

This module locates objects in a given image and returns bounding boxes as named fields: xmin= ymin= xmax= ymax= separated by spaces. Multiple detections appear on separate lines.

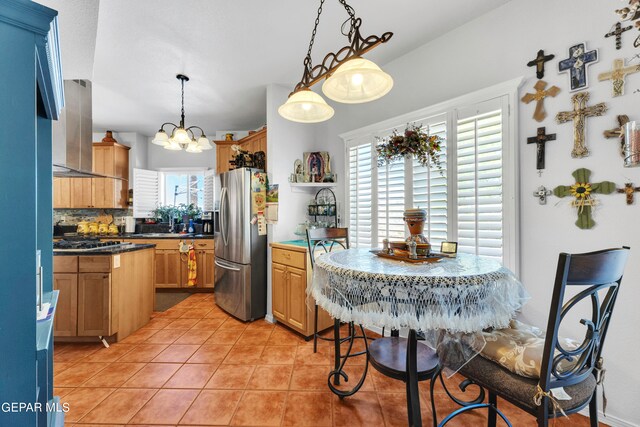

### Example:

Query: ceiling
xmin=36 ymin=0 xmax=511 ymax=137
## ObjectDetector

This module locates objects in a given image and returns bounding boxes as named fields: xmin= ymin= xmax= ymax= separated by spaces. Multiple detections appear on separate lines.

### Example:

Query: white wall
xmin=265 ymin=83 xmax=334 ymax=321
xmin=147 ymin=137 xmax=216 ymax=170
xmin=322 ymin=0 xmax=640 ymax=424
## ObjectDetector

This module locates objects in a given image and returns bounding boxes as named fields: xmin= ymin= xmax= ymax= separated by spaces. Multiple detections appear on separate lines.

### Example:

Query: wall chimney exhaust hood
xmin=52 ymin=79 xmax=110 ymax=178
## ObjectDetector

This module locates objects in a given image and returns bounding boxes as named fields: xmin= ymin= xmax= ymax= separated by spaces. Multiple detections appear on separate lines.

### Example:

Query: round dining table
xmin=309 ymin=248 xmax=529 ymax=427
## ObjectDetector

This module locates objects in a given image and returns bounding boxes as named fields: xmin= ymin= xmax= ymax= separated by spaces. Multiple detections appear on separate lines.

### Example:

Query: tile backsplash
xmin=54 ymin=209 xmax=132 ymax=225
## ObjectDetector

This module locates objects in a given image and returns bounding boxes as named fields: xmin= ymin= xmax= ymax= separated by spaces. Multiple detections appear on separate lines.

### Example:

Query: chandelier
xmin=278 ymin=0 xmax=394 ymax=123
xmin=152 ymin=74 xmax=213 ymax=153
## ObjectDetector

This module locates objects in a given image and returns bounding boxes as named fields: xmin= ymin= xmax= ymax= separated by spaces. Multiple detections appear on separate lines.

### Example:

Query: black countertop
xmin=53 ymin=243 xmax=156 ymax=256
xmin=54 ymin=233 xmax=215 ymax=240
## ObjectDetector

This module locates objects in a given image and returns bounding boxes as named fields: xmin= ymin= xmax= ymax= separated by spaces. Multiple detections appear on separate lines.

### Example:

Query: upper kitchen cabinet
xmin=215 ymin=127 xmax=267 ymax=174
xmin=93 ymin=139 xmax=130 ymax=180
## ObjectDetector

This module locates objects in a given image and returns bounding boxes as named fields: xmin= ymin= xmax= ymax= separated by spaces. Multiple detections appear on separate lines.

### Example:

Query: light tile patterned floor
xmin=54 ymin=293 xmax=605 ymax=426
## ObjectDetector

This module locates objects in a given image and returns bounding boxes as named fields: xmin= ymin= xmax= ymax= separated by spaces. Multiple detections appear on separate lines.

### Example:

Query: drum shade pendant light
xmin=278 ymin=0 xmax=393 ymax=123
xmin=151 ymin=74 xmax=213 ymax=153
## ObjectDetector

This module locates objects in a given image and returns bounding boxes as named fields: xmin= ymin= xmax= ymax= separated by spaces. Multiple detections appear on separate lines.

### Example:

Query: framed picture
xmin=303 ymin=152 xmax=331 ymax=183
xmin=440 ymin=241 xmax=458 ymax=255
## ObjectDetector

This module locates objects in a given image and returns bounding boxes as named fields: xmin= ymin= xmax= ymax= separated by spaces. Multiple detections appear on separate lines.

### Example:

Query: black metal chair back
xmin=306 ymin=227 xmax=350 ymax=270
xmin=540 ymin=247 xmax=630 ymax=393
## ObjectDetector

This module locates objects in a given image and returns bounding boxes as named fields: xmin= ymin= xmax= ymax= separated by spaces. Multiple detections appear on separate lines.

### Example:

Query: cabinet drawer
xmin=193 ymin=240 xmax=214 ymax=250
xmin=146 ymin=239 xmax=182 ymax=250
xmin=54 ymin=256 xmax=78 ymax=273
xmin=79 ymin=256 xmax=111 ymax=272
xmin=272 ymin=248 xmax=306 ymax=270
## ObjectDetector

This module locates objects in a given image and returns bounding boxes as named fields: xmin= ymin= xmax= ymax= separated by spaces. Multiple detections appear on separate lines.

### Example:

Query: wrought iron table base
xmin=327 ymin=319 xmax=370 ymax=398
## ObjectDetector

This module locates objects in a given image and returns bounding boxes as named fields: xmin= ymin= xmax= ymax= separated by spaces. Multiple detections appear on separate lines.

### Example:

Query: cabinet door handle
xmin=283 ymin=253 xmax=291 ymax=259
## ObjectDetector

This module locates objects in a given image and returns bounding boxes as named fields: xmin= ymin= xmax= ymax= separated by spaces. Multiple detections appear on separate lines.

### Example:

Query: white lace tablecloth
xmin=309 ymin=249 xmax=529 ymax=334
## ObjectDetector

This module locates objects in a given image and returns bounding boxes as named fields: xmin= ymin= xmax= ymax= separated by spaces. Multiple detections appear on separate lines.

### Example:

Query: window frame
xmin=341 ymin=77 xmax=522 ymax=274
xmin=156 ymin=167 xmax=209 ymax=209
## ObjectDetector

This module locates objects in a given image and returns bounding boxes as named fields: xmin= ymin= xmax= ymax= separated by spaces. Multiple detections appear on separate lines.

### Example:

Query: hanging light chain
xmin=180 ymin=77 xmax=186 ymax=128
xmin=305 ymin=0 xmax=326 ymax=73
xmin=338 ymin=0 xmax=357 ymax=40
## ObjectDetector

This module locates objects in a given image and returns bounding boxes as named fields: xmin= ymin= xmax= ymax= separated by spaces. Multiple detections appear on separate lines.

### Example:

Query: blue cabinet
xmin=0 ymin=1 xmax=63 ymax=425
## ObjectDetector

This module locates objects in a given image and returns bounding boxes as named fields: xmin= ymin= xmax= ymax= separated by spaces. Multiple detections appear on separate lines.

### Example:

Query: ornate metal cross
xmin=533 ymin=186 xmax=552 ymax=205
xmin=556 ymin=91 xmax=607 ymax=158
xmin=553 ymin=168 xmax=616 ymax=229
xmin=617 ymin=182 xmax=640 ymax=205
xmin=603 ymin=114 xmax=630 ymax=156
xmin=558 ymin=43 xmax=598 ymax=91
xmin=521 ymin=80 xmax=560 ymax=122
xmin=526 ymin=49 xmax=555 ymax=79
xmin=598 ymin=58 xmax=640 ymax=97
xmin=527 ymin=127 xmax=556 ymax=174
xmin=605 ymin=22 xmax=632 ymax=49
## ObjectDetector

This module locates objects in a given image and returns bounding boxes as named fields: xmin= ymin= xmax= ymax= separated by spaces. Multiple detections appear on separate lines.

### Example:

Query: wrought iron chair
xmin=450 ymin=247 xmax=630 ymax=427
xmin=307 ymin=227 xmax=370 ymax=397
xmin=306 ymin=227 xmax=350 ymax=352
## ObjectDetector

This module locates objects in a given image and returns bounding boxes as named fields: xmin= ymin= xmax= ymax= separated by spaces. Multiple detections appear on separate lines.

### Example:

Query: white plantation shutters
xmin=133 ymin=168 xmax=159 ymax=218
xmin=203 ymin=169 xmax=215 ymax=212
xmin=412 ymin=119 xmax=447 ymax=249
xmin=348 ymin=139 xmax=373 ymax=247
xmin=456 ymin=99 xmax=505 ymax=260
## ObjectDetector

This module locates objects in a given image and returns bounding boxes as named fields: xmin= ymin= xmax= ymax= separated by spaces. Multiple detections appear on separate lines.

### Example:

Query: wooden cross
xmin=598 ymin=58 xmax=640 ymax=97
xmin=527 ymin=127 xmax=556 ymax=174
xmin=527 ymin=49 xmax=555 ymax=79
xmin=556 ymin=92 xmax=607 ymax=158
xmin=605 ymin=22 xmax=632 ymax=50
xmin=603 ymin=114 xmax=630 ymax=157
xmin=521 ymin=80 xmax=560 ymax=122
xmin=558 ymin=43 xmax=598 ymax=92
xmin=553 ymin=168 xmax=616 ymax=229
xmin=617 ymin=183 xmax=640 ymax=205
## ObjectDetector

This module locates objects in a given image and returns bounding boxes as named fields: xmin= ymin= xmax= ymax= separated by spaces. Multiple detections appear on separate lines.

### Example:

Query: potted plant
xmin=376 ymin=123 xmax=443 ymax=172
xmin=152 ymin=204 xmax=179 ymax=223
xmin=178 ymin=203 xmax=202 ymax=223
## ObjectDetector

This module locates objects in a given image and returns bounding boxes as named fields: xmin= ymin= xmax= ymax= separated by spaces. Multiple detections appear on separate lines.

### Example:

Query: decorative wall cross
xmin=597 ymin=58 xmax=640 ymax=97
xmin=553 ymin=168 xmax=616 ymax=229
xmin=558 ymin=43 xmax=598 ymax=92
xmin=527 ymin=127 xmax=556 ymax=174
xmin=603 ymin=114 xmax=630 ymax=156
xmin=556 ymin=92 xmax=607 ymax=158
xmin=605 ymin=22 xmax=632 ymax=49
xmin=533 ymin=186 xmax=552 ymax=205
xmin=521 ymin=80 xmax=560 ymax=122
xmin=617 ymin=182 xmax=640 ymax=204
xmin=527 ymin=49 xmax=555 ymax=79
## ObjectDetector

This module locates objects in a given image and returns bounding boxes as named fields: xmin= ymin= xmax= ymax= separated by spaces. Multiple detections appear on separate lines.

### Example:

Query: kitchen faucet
xmin=169 ymin=216 xmax=175 ymax=233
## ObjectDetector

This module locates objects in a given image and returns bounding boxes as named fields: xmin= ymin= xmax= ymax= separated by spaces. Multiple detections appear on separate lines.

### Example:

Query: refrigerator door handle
xmin=220 ymin=187 xmax=229 ymax=247
xmin=215 ymin=259 xmax=241 ymax=271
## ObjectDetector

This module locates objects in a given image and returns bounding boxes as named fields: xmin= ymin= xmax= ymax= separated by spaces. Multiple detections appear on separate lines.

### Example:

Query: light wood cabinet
xmin=71 ymin=178 xmax=93 ymax=208
xmin=93 ymin=141 xmax=130 ymax=180
xmin=270 ymin=244 xmax=333 ymax=337
xmin=53 ymin=273 xmax=77 ymax=336
xmin=155 ymin=249 xmax=182 ymax=288
xmin=53 ymin=178 xmax=71 ymax=209
xmin=77 ymin=273 xmax=111 ymax=336
xmin=92 ymin=177 xmax=127 ymax=209
xmin=146 ymin=239 xmax=215 ymax=288
xmin=214 ymin=127 xmax=267 ymax=175
xmin=53 ymin=248 xmax=155 ymax=342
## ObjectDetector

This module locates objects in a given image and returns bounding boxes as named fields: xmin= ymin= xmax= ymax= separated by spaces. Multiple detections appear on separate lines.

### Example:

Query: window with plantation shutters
xmin=456 ymin=102 xmax=504 ymax=260
xmin=348 ymin=140 xmax=373 ymax=247
xmin=343 ymin=80 xmax=518 ymax=271
xmin=133 ymin=168 xmax=159 ymax=218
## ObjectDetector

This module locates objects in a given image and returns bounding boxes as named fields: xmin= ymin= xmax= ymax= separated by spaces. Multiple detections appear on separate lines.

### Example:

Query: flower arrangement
xmin=376 ymin=123 xmax=443 ymax=172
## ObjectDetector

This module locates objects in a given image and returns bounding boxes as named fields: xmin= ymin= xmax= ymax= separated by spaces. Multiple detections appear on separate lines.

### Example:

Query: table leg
xmin=332 ymin=319 xmax=341 ymax=385
xmin=406 ymin=329 xmax=422 ymax=427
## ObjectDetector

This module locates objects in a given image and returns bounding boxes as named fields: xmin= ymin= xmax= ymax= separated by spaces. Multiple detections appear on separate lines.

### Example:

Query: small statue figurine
xmin=408 ymin=241 xmax=418 ymax=260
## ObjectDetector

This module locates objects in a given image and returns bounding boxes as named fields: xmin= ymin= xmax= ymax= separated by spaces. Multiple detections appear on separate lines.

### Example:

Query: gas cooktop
xmin=53 ymin=239 xmax=124 ymax=252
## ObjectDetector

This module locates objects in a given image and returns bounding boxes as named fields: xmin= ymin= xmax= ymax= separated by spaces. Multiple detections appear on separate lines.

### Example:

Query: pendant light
xmin=151 ymin=74 xmax=213 ymax=153
xmin=278 ymin=0 xmax=393 ymax=123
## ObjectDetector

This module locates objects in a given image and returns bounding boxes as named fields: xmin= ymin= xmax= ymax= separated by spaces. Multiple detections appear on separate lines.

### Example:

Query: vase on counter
xmin=404 ymin=209 xmax=429 ymax=244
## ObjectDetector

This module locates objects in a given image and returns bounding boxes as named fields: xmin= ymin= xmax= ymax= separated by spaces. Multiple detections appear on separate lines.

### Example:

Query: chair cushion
xmin=459 ymin=353 xmax=597 ymax=413
xmin=481 ymin=320 xmax=578 ymax=379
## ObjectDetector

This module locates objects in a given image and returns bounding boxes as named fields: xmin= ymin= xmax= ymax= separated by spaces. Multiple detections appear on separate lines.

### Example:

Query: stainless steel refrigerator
xmin=214 ymin=168 xmax=267 ymax=321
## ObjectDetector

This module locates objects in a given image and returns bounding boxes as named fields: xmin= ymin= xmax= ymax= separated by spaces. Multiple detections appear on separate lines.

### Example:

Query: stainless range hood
xmin=53 ymin=80 xmax=105 ymax=177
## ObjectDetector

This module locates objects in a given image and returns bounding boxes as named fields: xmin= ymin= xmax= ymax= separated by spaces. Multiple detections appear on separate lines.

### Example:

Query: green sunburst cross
xmin=553 ymin=168 xmax=616 ymax=229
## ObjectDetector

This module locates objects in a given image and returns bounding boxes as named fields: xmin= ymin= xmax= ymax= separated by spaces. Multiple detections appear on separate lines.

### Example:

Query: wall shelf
xmin=289 ymin=182 xmax=337 ymax=188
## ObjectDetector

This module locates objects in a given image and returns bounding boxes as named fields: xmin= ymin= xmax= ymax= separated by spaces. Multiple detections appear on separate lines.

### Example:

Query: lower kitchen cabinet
xmin=53 ymin=273 xmax=77 ymax=336
xmin=77 ymin=272 xmax=111 ymax=336
xmin=53 ymin=248 xmax=154 ymax=341
xmin=155 ymin=249 xmax=182 ymax=288
xmin=270 ymin=244 xmax=333 ymax=338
